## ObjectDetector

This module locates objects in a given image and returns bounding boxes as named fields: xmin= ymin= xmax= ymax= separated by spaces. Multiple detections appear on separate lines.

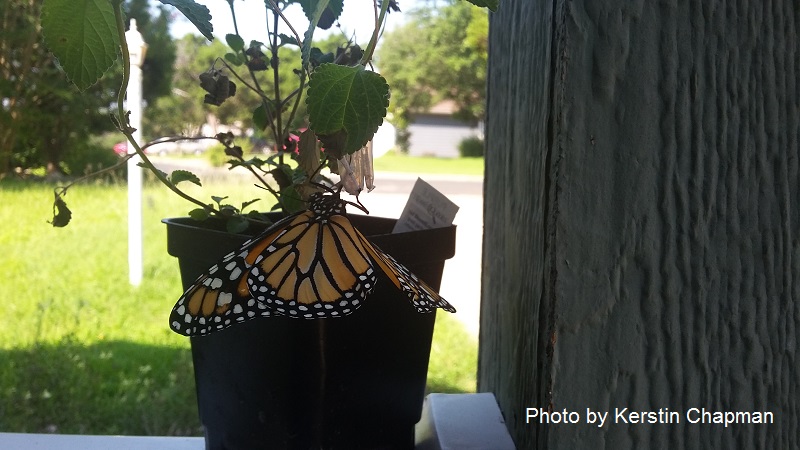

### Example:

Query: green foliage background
xmin=0 ymin=0 xmax=177 ymax=176
xmin=377 ymin=0 xmax=488 ymax=147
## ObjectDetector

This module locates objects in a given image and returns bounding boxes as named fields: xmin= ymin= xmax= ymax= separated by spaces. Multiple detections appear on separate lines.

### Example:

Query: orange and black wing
xmin=169 ymin=217 xmax=297 ymax=336
xmin=353 ymin=227 xmax=457 ymax=314
xmin=247 ymin=211 xmax=378 ymax=318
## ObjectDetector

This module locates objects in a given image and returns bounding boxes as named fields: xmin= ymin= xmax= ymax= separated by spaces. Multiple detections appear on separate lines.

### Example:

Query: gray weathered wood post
xmin=480 ymin=1 xmax=799 ymax=448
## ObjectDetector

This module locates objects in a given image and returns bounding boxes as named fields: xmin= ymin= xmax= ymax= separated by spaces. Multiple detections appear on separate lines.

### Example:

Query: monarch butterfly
xmin=169 ymin=189 xmax=456 ymax=336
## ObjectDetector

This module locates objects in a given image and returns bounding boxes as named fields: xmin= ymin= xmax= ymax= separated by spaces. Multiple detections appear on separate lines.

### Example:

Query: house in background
xmin=406 ymin=99 xmax=482 ymax=158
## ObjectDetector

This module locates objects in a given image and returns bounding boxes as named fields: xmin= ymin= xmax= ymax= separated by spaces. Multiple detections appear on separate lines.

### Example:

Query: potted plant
xmin=42 ymin=0 xmax=498 ymax=448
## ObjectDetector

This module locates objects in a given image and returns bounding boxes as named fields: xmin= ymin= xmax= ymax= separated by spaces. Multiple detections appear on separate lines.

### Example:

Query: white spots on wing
xmin=217 ymin=292 xmax=233 ymax=306
xmin=210 ymin=278 xmax=223 ymax=289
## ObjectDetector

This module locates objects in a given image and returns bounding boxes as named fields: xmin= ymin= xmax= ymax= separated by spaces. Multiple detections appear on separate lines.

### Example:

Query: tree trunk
xmin=480 ymin=1 xmax=799 ymax=449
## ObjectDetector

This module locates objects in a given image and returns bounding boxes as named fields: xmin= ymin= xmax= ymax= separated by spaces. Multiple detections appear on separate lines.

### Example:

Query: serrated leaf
xmin=137 ymin=162 xmax=168 ymax=180
xmin=306 ymin=64 xmax=389 ymax=157
xmin=241 ymin=199 xmax=260 ymax=212
xmin=299 ymin=0 xmax=343 ymax=28
xmin=225 ymin=33 xmax=244 ymax=52
xmin=461 ymin=0 xmax=500 ymax=11
xmin=170 ymin=170 xmax=201 ymax=186
xmin=158 ymin=0 xmax=213 ymax=41
xmin=189 ymin=208 xmax=210 ymax=221
xmin=278 ymin=33 xmax=299 ymax=47
xmin=41 ymin=0 xmax=120 ymax=90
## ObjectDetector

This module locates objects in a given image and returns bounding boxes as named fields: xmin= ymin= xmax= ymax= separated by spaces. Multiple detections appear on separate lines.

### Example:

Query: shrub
xmin=62 ymin=141 xmax=124 ymax=179
xmin=458 ymin=136 xmax=484 ymax=158
xmin=204 ymin=143 xmax=229 ymax=167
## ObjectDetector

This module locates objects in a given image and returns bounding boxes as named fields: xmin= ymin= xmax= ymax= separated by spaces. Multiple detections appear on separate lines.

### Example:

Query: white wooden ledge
xmin=0 ymin=393 xmax=515 ymax=449
xmin=0 ymin=433 xmax=202 ymax=449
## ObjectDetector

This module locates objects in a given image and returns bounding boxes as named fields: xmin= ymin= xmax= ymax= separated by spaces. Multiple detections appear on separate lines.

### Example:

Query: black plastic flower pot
xmin=163 ymin=215 xmax=456 ymax=450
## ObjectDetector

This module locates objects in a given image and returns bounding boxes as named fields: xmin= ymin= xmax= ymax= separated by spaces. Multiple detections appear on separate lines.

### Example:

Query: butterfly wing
xmin=247 ymin=211 xmax=378 ymax=318
xmin=353 ymin=227 xmax=457 ymax=314
xmin=169 ymin=215 xmax=300 ymax=336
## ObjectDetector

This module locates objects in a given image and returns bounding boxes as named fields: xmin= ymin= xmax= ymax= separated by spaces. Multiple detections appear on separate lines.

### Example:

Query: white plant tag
xmin=393 ymin=178 xmax=459 ymax=233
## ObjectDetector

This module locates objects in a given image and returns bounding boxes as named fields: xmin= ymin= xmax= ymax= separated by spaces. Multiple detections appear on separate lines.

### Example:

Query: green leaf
xmin=189 ymin=208 xmax=210 ymax=221
xmin=137 ymin=162 xmax=168 ymax=180
xmin=41 ymin=0 xmax=120 ymax=90
xmin=461 ymin=0 xmax=500 ymax=12
xmin=278 ymin=34 xmax=299 ymax=47
xmin=241 ymin=199 xmax=260 ymax=212
xmin=224 ymin=52 xmax=243 ymax=66
xmin=169 ymin=170 xmax=201 ymax=186
xmin=225 ymin=33 xmax=244 ymax=52
xmin=280 ymin=186 xmax=305 ymax=214
xmin=306 ymin=64 xmax=389 ymax=157
xmin=299 ymin=0 xmax=343 ymax=69
xmin=226 ymin=216 xmax=249 ymax=234
xmin=299 ymin=0 xmax=343 ymax=28
xmin=309 ymin=47 xmax=334 ymax=67
xmin=252 ymin=104 xmax=272 ymax=130
xmin=157 ymin=0 xmax=213 ymax=41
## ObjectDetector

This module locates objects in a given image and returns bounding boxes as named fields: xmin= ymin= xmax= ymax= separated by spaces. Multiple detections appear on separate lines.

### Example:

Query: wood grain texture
xmin=478 ymin=1 xmax=555 ymax=449
xmin=480 ymin=0 xmax=799 ymax=448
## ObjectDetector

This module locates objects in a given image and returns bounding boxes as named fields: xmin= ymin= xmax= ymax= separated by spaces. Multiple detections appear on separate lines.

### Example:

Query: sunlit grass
xmin=0 ymin=178 xmax=476 ymax=434
xmin=373 ymin=150 xmax=484 ymax=176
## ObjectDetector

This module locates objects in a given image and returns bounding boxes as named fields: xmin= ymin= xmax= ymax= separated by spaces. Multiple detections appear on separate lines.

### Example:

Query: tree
xmin=124 ymin=0 xmax=176 ymax=105
xmin=0 ymin=0 xmax=176 ymax=176
xmin=0 ymin=0 xmax=115 ymax=175
xmin=144 ymin=34 xmax=306 ymax=143
xmin=376 ymin=1 xmax=487 ymax=138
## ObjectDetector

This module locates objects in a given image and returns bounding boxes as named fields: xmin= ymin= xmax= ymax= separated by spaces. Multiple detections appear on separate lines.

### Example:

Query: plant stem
xmin=110 ymin=0 xmax=217 ymax=214
xmin=265 ymin=0 xmax=303 ymax=47
xmin=361 ymin=0 xmax=391 ymax=66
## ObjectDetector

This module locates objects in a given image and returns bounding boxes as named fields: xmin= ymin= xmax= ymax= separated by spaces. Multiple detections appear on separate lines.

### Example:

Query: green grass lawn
xmin=372 ymin=151 xmax=484 ymax=176
xmin=0 ymin=178 xmax=476 ymax=435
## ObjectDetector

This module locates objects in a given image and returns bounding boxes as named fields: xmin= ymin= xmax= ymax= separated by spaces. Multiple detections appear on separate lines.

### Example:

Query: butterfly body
xmin=169 ymin=191 xmax=455 ymax=336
